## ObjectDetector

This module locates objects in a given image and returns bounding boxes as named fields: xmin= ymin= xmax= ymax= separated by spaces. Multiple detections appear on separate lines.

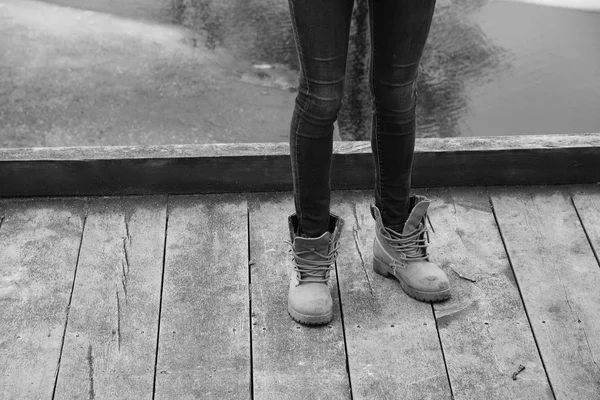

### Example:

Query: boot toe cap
xmin=288 ymin=283 xmax=333 ymax=317
xmin=418 ymin=274 xmax=450 ymax=292
xmin=409 ymin=262 xmax=450 ymax=294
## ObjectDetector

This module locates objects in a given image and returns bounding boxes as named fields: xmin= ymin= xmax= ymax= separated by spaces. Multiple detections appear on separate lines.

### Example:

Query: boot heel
xmin=373 ymin=257 xmax=392 ymax=278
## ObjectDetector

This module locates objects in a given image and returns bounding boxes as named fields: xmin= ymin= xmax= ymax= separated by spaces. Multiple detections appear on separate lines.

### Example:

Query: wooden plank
xmin=331 ymin=190 xmax=450 ymax=399
xmin=0 ymin=198 xmax=85 ymax=399
xmin=54 ymin=196 xmax=167 ymax=399
xmin=1 ymin=133 xmax=599 ymax=197
xmin=489 ymin=185 xmax=600 ymax=399
xmin=155 ymin=194 xmax=250 ymax=399
xmin=425 ymin=187 xmax=552 ymax=399
xmin=248 ymin=192 xmax=351 ymax=399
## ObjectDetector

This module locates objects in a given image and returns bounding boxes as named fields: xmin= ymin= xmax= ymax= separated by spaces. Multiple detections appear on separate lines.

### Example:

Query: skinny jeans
xmin=288 ymin=0 xmax=436 ymax=237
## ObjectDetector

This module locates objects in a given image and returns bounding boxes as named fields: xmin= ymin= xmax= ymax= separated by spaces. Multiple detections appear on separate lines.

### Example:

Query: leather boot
xmin=285 ymin=213 xmax=344 ymax=325
xmin=371 ymin=195 xmax=450 ymax=302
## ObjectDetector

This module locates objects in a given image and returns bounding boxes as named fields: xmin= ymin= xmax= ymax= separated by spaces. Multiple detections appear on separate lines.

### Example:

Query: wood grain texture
xmin=489 ymin=185 xmax=600 ymax=399
xmin=1 ymin=133 xmax=599 ymax=197
xmin=54 ymin=196 xmax=167 ymax=399
xmin=248 ymin=192 xmax=351 ymax=400
xmin=0 ymin=198 xmax=85 ymax=399
xmin=331 ymin=190 xmax=450 ymax=400
xmin=1 ymin=133 xmax=597 ymax=161
xmin=155 ymin=194 xmax=250 ymax=399
xmin=424 ymin=187 xmax=552 ymax=399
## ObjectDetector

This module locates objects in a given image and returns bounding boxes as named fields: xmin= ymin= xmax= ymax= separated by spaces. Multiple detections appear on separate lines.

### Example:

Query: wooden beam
xmin=1 ymin=133 xmax=599 ymax=197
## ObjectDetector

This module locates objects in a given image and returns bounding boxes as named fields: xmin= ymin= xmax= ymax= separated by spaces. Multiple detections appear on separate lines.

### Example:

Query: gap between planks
xmin=52 ymin=215 xmax=88 ymax=400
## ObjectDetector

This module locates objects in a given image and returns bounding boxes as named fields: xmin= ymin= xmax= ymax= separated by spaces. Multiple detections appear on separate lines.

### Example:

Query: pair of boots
xmin=286 ymin=195 xmax=450 ymax=325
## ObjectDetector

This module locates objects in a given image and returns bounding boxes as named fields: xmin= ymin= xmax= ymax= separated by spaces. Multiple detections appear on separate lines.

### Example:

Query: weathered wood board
xmin=248 ymin=192 xmax=351 ymax=399
xmin=0 ymin=198 xmax=85 ymax=399
xmin=54 ymin=196 xmax=167 ymax=399
xmin=490 ymin=185 xmax=600 ymax=399
xmin=425 ymin=187 xmax=552 ymax=399
xmin=154 ymin=194 xmax=250 ymax=399
xmin=1 ymin=184 xmax=599 ymax=398
xmin=1 ymin=133 xmax=598 ymax=197
xmin=331 ymin=191 xmax=450 ymax=399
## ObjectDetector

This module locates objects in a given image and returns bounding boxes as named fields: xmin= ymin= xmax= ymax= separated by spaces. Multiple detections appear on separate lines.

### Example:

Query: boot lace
xmin=283 ymin=240 xmax=341 ymax=283
xmin=382 ymin=220 xmax=430 ymax=262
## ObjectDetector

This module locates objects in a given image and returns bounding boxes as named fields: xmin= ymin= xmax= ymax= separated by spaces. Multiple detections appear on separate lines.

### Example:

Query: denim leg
xmin=367 ymin=0 xmax=436 ymax=230
xmin=287 ymin=0 xmax=354 ymax=237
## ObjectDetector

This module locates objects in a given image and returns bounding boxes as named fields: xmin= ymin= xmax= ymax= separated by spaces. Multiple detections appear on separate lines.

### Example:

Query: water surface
xmin=31 ymin=0 xmax=600 ymax=138
xmin=462 ymin=1 xmax=600 ymax=136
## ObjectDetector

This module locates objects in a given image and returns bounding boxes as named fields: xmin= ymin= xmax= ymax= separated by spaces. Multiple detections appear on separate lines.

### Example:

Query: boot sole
xmin=287 ymin=304 xmax=333 ymax=325
xmin=373 ymin=257 xmax=450 ymax=302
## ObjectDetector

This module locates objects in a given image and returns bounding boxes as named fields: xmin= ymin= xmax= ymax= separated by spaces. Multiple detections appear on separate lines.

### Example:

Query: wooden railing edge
xmin=1 ymin=133 xmax=598 ymax=197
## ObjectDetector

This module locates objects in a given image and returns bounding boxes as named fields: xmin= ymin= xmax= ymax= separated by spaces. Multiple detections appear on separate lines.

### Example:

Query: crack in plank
xmin=121 ymin=237 xmax=130 ymax=302
xmin=87 ymin=344 xmax=95 ymax=400
xmin=122 ymin=237 xmax=130 ymax=276
xmin=121 ymin=259 xmax=128 ymax=301
xmin=352 ymin=202 xmax=373 ymax=296
xmin=124 ymin=215 xmax=131 ymax=245
xmin=116 ymin=289 xmax=122 ymax=352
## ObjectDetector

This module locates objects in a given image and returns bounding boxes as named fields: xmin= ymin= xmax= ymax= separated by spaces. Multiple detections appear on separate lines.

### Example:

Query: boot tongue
xmin=294 ymin=232 xmax=332 ymax=259
xmin=403 ymin=196 xmax=430 ymax=235
xmin=293 ymin=232 xmax=332 ymax=283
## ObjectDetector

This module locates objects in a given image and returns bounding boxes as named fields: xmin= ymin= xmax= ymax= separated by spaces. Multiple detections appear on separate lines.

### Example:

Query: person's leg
xmin=286 ymin=0 xmax=353 ymax=325
xmin=368 ymin=0 xmax=436 ymax=231
xmin=368 ymin=0 xmax=450 ymax=302
xmin=288 ymin=0 xmax=354 ymax=238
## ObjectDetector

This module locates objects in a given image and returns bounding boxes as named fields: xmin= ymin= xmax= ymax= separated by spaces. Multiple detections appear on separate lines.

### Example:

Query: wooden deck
xmin=1 ymin=184 xmax=600 ymax=399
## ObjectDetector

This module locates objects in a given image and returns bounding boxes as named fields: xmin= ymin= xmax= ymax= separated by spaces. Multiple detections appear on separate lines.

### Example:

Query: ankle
xmin=296 ymin=228 xmax=328 ymax=239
